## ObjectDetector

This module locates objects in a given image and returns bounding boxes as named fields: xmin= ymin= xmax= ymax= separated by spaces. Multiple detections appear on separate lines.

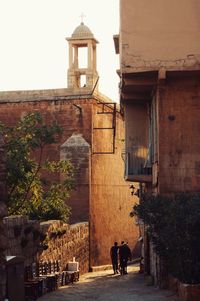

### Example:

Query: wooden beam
xmin=123 ymin=77 xmax=157 ymax=87
xmin=121 ymin=92 xmax=150 ymax=101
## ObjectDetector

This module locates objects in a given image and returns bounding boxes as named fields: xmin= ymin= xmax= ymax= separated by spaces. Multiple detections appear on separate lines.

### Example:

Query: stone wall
xmin=4 ymin=216 xmax=89 ymax=274
xmin=39 ymin=220 xmax=89 ymax=274
xmin=0 ymin=91 xmax=140 ymax=269
xmin=158 ymin=76 xmax=200 ymax=194
xmin=4 ymin=216 xmax=39 ymax=266
xmin=0 ymin=135 xmax=7 ymax=300
xmin=91 ymin=102 xmax=140 ymax=266
xmin=60 ymin=134 xmax=91 ymax=223
xmin=0 ymin=97 xmax=93 ymax=225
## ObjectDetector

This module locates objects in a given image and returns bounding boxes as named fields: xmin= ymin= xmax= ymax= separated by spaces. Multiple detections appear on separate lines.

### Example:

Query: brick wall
xmin=4 ymin=216 xmax=89 ymax=274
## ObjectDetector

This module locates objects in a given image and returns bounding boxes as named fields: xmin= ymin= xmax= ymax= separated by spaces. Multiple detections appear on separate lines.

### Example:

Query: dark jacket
xmin=110 ymin=245 xmax=118 ymax=260
xmin=119 ymin=244 xmax=132 ymax=261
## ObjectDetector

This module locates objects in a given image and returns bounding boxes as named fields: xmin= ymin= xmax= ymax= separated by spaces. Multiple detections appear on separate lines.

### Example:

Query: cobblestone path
xmin=38 ymin=264 xmax=179 ymax=301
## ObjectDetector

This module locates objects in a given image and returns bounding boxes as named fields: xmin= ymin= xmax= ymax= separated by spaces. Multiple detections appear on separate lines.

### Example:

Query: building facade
xmin=0 ymin=22 xmax=140 ymax=268
xmin=115 ymin=0 xmax=200 ymax=283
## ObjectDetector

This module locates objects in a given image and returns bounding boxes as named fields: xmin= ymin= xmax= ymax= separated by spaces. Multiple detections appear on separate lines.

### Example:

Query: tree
xmin=0 ymin=112 xmax=74 ymax=222
xmin=131 ymin=193 xmax=200 ymax=284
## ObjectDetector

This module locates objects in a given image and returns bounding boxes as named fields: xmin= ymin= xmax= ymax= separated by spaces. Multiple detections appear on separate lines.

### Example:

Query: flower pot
xmin=178 ymin=282 xmax=200 ymax=301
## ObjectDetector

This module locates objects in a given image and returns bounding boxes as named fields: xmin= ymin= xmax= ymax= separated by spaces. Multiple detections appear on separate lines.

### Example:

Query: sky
xmin=0 ymin=0 xmax=120 ymax=102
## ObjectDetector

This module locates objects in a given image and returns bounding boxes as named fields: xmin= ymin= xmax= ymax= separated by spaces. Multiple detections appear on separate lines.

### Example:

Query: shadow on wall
xmin=132 ymin=241 xmax=142 ymax=259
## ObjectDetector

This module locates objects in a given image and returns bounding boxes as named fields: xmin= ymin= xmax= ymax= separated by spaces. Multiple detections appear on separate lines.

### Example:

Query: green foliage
xmin=131 ymin=193 xmax=200 ymax=284
xmin=0 ymin=112 xmax=74 ymax=222
xmin=49 ymin=227 xmax=67 ymax=240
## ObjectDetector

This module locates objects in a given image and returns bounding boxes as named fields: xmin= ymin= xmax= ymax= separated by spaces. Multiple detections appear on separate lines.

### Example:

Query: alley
xmin=38 ymin=264 xmax=179 ymax=301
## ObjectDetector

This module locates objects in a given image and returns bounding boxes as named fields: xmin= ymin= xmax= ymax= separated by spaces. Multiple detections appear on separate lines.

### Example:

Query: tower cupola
xmin=66 ymin=22 xmax=99 ymax=91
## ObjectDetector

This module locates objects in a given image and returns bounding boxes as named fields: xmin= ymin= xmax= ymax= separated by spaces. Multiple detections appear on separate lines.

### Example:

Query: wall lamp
xmin=129 ymin=184 xmax=136 ymax=196
xmin=129 ymin=184 xmax=140 ymax=197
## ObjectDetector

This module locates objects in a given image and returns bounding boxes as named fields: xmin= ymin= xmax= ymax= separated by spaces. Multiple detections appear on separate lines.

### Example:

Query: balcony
xmin=120 ymin=71 xmax=158 ymax=104
xmin=123 ymin=146 xmax=152 ymax=182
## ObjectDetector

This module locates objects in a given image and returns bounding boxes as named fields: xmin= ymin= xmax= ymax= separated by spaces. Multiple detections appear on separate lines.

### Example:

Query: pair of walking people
xmin=110 ymin=241 xmax=132 ymax=275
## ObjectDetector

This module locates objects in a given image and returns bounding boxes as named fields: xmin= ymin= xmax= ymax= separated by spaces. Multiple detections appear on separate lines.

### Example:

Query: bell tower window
xmin=66 ymin=22 xmax=99 ymax=91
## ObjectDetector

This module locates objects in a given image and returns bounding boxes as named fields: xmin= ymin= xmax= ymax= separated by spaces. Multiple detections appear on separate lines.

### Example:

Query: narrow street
xmin=38 ymin=264 xmax=179 ymax=301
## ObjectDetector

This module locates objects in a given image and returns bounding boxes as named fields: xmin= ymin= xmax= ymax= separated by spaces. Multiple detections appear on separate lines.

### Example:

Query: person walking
xmin=119 ymin=241 xmax=132 ymax=275
xmin=110 ymin=242 xmax=119 ymax=274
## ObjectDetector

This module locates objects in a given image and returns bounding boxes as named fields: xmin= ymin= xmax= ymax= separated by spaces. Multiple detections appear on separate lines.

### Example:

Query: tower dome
xmin=66 ymin=22 xmax=99 ymax=91
xmin=71 ymin=22 xmax=94 ymax=39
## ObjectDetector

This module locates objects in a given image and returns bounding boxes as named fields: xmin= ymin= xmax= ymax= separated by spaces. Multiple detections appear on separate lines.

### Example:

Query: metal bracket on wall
xmin=93 ymin=102 xmax=116 ymax=154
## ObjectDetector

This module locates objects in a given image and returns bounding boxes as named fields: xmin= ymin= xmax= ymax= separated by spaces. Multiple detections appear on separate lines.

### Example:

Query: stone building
xmin=115 ymin=0 xmax=200 ymax=283
xmin=0 ymin=22 xmax=139 ymax=268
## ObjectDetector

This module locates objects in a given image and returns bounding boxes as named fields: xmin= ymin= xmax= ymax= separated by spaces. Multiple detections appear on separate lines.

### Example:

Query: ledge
xmin=125 ymin=174 xmax=152 ymax=183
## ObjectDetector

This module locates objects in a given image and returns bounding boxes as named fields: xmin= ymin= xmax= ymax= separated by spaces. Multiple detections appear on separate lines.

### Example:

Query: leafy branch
xmin=0 ymin=112 xmax=74 ymax=222
xmin=131 ymin=193 xmax=200 ymax=284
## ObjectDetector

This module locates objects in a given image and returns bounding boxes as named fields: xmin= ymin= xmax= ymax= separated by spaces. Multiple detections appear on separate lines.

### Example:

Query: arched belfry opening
xmin=66 ymin=22 xmax=99 ymax=91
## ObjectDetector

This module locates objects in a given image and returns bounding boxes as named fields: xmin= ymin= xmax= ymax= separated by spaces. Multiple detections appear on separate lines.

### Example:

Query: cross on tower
xmin=79 ymin=12 xmax=86 ymax=23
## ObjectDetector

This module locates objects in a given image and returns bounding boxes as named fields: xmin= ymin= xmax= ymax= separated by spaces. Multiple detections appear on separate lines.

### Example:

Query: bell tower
xmin=66 ymin=22 xmax=99 ymax=91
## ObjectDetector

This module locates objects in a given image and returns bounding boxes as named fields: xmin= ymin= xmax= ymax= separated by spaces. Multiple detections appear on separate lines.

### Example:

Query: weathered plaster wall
xmin=158 ymin=77 xmax=200 ymax=193
xmin=90 ymin=103 xmax=139 ymax=266
xmin=120 ymin=0 xmax=200 ymax=73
